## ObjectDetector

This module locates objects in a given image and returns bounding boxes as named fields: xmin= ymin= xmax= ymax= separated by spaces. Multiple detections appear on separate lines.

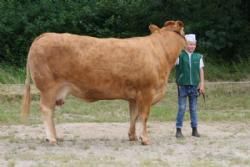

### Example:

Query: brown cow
xmin=21 ymin=20 xmax=186 ymax=145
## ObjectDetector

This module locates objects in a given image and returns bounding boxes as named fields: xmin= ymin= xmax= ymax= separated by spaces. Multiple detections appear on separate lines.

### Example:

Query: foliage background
xmin=0 ymin=0 xmax=249 ymax=80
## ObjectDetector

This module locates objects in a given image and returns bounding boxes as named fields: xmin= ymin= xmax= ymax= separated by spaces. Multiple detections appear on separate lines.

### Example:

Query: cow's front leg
xmin=128 ymin=100 xmax=139 ymax=141
xmin=138 ymin=94 xmax=152 ymax=145
xmin=139 ymin=105 xmax=151 ymax=145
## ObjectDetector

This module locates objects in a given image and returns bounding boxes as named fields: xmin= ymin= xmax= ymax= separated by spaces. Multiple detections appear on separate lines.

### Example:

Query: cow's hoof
xmin=45 ymin=138 xmax=58 ymax=145
xmin=139 ymin=136 xmax=151 ymax=145
xmin=129 ymin=135 xmax=138 ymax=141
xmin=46 ymin=138 xmax=64 ymax=142
xmin=49 ymin=140 xmax=58 ymax=145
xmin=128 ymin=132 xmax=138 ymax=141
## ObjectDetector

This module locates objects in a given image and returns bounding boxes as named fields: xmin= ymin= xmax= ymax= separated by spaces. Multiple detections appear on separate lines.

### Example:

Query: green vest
xmin=176 ymin=51 xmax=202 ymax=86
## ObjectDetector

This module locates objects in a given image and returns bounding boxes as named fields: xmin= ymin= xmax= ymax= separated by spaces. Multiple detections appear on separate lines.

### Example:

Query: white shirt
xmin=175 ymin=51 xmax=204 ymax=68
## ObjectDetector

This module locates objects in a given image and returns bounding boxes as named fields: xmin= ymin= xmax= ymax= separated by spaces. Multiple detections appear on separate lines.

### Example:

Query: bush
xmin=0 ymin=0 xmax=249 ymax=68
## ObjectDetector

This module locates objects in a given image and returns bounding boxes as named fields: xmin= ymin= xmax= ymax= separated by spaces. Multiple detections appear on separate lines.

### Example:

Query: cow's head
xmin=149 ymin=20 xmax=185 ymax=36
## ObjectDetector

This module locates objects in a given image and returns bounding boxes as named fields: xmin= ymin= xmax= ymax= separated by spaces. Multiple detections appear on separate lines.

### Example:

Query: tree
xmin=0 ymin=0 xmax=249 ymax=67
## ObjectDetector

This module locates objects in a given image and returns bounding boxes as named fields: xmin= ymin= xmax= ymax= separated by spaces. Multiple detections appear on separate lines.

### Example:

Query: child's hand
xmin=199 ymin=83 xmax=205 ymax=94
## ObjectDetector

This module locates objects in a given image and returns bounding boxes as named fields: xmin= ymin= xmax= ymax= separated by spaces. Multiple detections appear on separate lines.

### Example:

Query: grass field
xmin=0 ymin=82 xmax=250 ymax=125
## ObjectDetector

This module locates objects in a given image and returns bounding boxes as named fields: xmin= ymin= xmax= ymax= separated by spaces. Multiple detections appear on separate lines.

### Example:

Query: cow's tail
xmin=21 ymin=61 xmax=31 ymax=122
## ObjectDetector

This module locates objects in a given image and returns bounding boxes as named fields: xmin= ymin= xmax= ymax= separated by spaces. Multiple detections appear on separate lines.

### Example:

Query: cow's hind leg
xmin=40 ymin=91 xmax=57 ymax=144
xmin=128 ymin=100 xmax=139 ymax=141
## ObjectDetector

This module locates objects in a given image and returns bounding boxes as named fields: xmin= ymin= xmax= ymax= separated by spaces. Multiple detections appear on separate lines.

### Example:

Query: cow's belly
xmin=68 ymin=83 xmax=137 ymax=102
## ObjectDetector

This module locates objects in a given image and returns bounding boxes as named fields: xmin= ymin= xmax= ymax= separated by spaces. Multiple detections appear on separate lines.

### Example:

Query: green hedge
xmin=0 ymin=0 xmax=249 ymax=67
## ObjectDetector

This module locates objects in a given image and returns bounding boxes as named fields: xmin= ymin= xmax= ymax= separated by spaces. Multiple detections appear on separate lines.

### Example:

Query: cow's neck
xmin=155 ymin=31 xmax=185 ymax=69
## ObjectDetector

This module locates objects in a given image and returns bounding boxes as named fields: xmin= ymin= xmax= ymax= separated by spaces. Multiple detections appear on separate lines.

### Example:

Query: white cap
xmin=185 ymin=34 xmax=196 ymax=43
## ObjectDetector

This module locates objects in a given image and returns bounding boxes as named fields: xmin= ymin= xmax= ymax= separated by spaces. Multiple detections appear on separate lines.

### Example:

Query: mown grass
xmin=0 ymin=82 xmax=249 ymax=125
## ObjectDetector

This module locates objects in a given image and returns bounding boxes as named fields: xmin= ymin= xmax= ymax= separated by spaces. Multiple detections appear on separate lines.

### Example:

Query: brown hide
xmin=28 ymin=21 xmax=185 ymax=103
xmin=22 ymin=20 xmax=186 ymax=145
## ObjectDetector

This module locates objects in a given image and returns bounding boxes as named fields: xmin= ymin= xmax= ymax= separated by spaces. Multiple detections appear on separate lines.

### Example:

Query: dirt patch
xmin=0 ymin=122 xmax=250 ymax=167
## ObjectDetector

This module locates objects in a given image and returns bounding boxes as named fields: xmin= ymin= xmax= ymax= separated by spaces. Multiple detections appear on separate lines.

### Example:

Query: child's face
xmin=185 ymin=41 xmax=196 ymax=53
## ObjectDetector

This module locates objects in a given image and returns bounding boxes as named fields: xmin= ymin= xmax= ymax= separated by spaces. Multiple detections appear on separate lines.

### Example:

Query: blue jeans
xmin=176 ymin=85 xmax=199 ymax=128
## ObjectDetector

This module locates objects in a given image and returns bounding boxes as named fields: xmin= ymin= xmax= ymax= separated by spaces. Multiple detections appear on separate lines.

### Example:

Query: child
xmin=175 ymin=34 xmax=205 ymax=138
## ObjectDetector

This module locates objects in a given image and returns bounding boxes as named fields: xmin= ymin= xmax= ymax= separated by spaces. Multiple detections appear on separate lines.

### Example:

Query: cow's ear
xmin=149 ymin=24 xmax=160 ymax=33
xmin=164 ymin=20 xmax=175 ymax=27
xmin=176 ymin=21 xmax=185 ymax=36
xmin=176 ymin=20 xmax=184 ymax=28
xmin=164 ymin=20 xmax=185 ymax=36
